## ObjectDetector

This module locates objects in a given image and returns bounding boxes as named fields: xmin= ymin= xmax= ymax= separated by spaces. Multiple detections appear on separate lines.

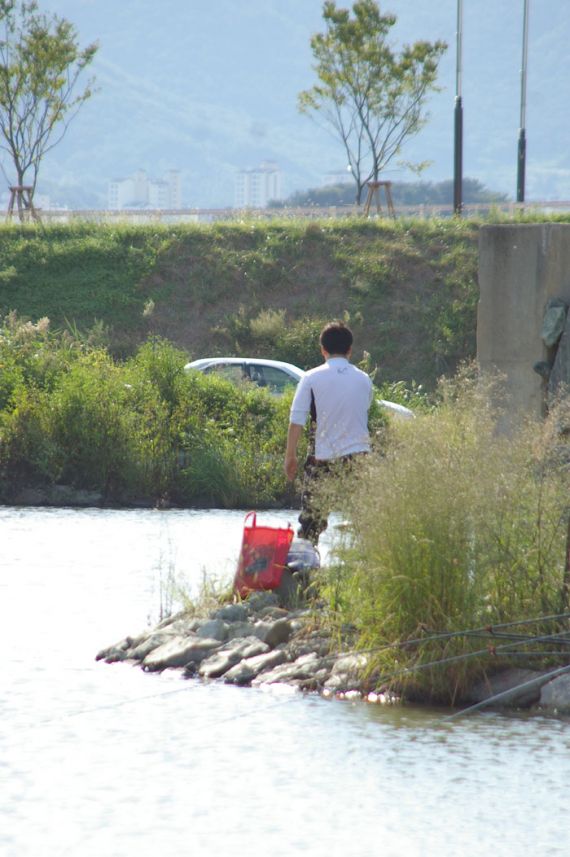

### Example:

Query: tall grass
xmin=323 ymin=370 xmax=570 ymax=702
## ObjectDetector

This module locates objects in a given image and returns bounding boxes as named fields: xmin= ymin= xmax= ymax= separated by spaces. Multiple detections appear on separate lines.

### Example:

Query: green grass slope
xmin=0 ymin=218 xmax=482 ymax=386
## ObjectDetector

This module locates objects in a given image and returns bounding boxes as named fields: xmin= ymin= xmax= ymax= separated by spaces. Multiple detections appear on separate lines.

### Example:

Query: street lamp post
xmin=517 ymin=0 xmax=530 ymax=203
xmin=453 ymin=0 xmax=463 ymax=215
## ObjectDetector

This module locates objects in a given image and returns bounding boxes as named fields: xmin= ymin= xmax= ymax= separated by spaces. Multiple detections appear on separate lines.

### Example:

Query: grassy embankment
xmin=0 ymin=217 xmax=482 ymax=385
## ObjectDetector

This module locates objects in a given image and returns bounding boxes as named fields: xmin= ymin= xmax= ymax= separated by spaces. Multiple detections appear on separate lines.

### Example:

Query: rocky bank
xmin=96 ymin=591 xmax=397 ymax=702
xmin=96 ymin=591 xmax=570 ymax=715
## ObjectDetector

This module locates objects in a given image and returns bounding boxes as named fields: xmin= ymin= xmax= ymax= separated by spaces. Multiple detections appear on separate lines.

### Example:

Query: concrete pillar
xmin=478 ymin=223 xmax=570 ymax=420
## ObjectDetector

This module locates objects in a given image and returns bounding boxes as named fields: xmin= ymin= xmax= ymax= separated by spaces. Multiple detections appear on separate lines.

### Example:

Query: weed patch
xmin=319 ymin=369 xmax=570 ymax=703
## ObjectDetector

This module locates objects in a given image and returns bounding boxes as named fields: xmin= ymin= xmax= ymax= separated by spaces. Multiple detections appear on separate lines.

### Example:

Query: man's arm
xmin=284 ymin=422 xmax=304 ymax=481
xmin=284 ymin=374 xmax=312 ymax=481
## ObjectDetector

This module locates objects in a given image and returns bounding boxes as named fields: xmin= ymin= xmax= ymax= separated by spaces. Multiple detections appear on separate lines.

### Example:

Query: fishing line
xmin=491 ymin=651 xmax=570 ymax=658
xmin=308 ymin=609 xmax=570 ymax=664
xmin=10 ymin=679 xmax=204 ymax=735
xmin=444 ymin=662 xmax=570 ymax=721
xmin=462 ymin=628 xmax=570 ymax=646
xmin=8 ymin=675 xmax=300 ymax=740
xmin=363 ymin=627 xmax=570 ymax=690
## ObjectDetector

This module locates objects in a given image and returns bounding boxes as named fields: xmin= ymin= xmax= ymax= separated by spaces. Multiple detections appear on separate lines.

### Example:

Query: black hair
xmin=320 ymin=321 xmax=353 ymax=355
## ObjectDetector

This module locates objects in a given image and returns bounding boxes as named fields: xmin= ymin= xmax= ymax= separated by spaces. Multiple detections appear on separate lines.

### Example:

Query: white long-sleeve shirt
xmin=289 ymin=357 xmax=373 ymax=460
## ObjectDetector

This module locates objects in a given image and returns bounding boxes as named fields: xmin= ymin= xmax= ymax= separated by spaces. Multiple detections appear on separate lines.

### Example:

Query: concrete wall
xmin=478 ymin=223 xmax=570 ymax=419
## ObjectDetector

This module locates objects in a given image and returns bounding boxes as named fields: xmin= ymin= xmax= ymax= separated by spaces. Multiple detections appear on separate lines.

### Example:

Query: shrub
xmin=249 ymin=308 xmax=286 ymax=342
xmin=323 ymin=370 xmax=570 ymax=702
xmin=45 ymin=353 xmax=139 ymax=493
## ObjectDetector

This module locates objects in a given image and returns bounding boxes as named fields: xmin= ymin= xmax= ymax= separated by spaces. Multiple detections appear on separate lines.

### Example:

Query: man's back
xmin=290 ymin=357 xmax=372 ymax=460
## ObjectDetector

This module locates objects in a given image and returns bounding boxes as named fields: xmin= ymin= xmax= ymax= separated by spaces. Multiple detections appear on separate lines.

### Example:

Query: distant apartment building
xmin=234 ymin=161 xmax=283 ymax=208
xmin=108 ymin=169 xmax=182 ymax=210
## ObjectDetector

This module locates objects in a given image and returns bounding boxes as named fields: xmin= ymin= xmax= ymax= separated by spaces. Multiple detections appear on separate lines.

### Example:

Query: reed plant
xmin=322 ymin=369 xmax=570 ymax=702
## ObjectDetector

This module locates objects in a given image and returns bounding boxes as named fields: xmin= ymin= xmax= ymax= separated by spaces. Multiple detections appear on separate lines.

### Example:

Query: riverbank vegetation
xmin=321 ymin=370 xmax=570 ymax=703
xmin=0 ymin=314 xmax=291 ymax=506
xmin=0 ymin=313 xmax=393 ymax=506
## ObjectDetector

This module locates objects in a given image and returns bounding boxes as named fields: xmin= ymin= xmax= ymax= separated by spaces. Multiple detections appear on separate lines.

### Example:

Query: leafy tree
xmin=299 ymin=0 xmax=446 ymax=205
xmin=0 ymin=0 xmax=97 ymax=218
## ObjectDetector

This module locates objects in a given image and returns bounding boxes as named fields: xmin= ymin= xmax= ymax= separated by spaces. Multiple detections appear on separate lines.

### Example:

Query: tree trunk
xmin=16 ymin=168 xmax=25 ymax=223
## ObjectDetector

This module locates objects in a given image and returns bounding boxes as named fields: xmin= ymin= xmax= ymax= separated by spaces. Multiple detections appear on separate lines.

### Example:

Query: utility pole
xmin=516 ymin=0 xmax=530 ymax=203
xmin=453 ymin=0 xmax=463 ymax=215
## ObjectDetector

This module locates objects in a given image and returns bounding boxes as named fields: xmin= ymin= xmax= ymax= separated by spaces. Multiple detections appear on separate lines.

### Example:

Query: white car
xmin=184 ymin=356 xmax=414 ymax=418
xmin=184 ymin=357 xmax=303 ymax=394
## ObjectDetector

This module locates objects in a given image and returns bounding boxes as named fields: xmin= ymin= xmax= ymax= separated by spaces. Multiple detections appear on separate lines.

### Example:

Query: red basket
xmin=233 ymin=511 xmax=294 ymax=598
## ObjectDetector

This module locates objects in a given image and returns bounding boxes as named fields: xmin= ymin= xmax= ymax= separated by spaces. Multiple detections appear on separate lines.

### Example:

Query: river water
xmin=2 ymin=506 xmax=569 ymax=857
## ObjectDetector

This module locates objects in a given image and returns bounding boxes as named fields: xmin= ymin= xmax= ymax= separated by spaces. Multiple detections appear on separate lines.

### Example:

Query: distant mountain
xmin=17 ymin=0 xmax=570 ymax=208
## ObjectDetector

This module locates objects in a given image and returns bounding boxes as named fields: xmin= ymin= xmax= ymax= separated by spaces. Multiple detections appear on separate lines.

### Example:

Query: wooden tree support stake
xmin=363 ymin=180 xmax=396 ymax=218
xmin=6 ymin=185 xmax=41 ymax=222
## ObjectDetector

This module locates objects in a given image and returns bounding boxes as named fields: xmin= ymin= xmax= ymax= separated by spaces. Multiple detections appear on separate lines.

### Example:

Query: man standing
xmin=284 ymin=321 xmax=373 ymax=544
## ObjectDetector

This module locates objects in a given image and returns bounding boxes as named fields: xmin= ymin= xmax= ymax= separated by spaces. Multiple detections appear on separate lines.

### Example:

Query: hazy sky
xmin=21 ymin=1 xmax=570 ymax=206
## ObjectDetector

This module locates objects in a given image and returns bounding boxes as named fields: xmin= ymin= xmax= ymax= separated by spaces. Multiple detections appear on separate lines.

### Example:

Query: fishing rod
xmin=444 ymin=661 xmax=570 ymax=721
xmin=364 ymin=627 xmax=570 ymax=691
xmin=461 ymin=628 xmax=570 ymax=647
xmin=491 ymin=651 xmax=570 ymax=657
xmin=317 ymin=610 xmax=570 ymax=661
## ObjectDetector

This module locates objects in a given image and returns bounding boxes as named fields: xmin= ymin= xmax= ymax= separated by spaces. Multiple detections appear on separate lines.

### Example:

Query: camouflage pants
xmin=297 ymin=453 xmax=366 ymax=545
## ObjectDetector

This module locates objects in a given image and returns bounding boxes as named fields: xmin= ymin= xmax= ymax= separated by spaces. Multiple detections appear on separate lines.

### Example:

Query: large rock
xmin=212 ymin=603 xmax=250 ymax=623
xmin=245 ymin=591 xmax=279 ymax=613
xmin=258 ymin=606 xmax=290 ymax=620
xmin=254 ymin=618 xmax=292 ymax=648
xmin=169 ymin=618 xmax=205 ymax=635
xmin=199 ymin=637 xmax=269 ymax=678
xmin=224 ymin=617 xmax=291 ymax=647
xmin=539 ymin=672 xmax=570 ymax=713
xmin=324 ymin=653 xmax=369 ymax=693
xmin=463 ymin=668 xmax=551 ymax=708
xmin=288 ymin=633 xmax=333 ymax=660
xmin=252 ymin=652 xmax=324 ymax=686
xmin=156 ymin=610 xmax=191 ymax=630
xmin=128 ymin=631 xmax=181 ymax=661
xmin=95 ymin=632 xmax=147 ymax=662
xmin=196 ymin=618 xmax=229 ymax=642
xmin=224 ymin=649 xmax=289 ymax=685
xmin=142 ymin=636 xmax=221 ymax=671
xmin=226 ymin=621 xmax=256 ymax=641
